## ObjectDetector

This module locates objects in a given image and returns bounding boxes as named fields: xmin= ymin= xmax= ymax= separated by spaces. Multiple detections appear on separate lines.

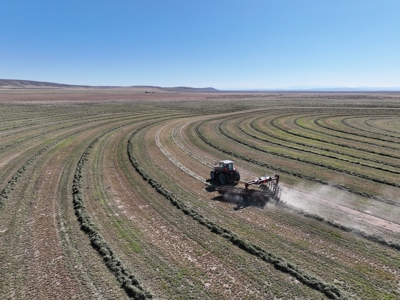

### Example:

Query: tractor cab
xmin=210 ymin=160 xmax=240 ymax=184
xmin=216 ymin=160 xmax=234 ymax=172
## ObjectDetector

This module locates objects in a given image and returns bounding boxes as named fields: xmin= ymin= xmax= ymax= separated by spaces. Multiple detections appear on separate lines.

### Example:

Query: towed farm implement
xmin=216 ymin=175 xmax=282 ymax=208
xmin=210 ymin=160 xmax=282 ymax=209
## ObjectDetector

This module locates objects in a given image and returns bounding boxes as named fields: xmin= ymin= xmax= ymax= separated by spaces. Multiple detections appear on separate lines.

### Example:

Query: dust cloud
xmin=280 ymin=183 xmax=400 ymax=240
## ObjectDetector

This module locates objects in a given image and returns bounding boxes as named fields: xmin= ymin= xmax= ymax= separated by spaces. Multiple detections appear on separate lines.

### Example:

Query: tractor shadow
xmin=206 ymin=180 xmax=270 ymax=210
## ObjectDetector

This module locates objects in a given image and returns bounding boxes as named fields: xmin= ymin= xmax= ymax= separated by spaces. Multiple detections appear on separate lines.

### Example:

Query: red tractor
xmin=210 ymin=160 xmax=241 ymax=185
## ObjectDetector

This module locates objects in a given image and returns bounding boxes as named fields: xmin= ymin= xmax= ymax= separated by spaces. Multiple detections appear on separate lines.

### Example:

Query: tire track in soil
xmin=175 ymin=122 xmax=217 ymax=165
xmin=156 ymin=124 xmax=207 ymax=183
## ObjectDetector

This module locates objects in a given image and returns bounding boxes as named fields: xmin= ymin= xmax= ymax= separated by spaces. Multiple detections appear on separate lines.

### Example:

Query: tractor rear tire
xmin=210 ymin=171 xmax=215 ymax=180
xmin=234 ymin=171 xmax=241 ymax=182
xmin=219 ymin=173 xmax=227 ymax=185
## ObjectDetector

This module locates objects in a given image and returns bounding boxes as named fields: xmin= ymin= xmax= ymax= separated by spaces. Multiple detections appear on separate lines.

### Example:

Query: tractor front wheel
xmin=219 ymin=173 xmax=227 ymax=185
xmin=210 ymin=171 xmax=215 ymax=180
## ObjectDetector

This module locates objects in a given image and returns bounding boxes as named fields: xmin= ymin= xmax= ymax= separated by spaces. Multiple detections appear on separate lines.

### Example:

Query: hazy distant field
xmin=0 ymin=89 xmax=399 ymax=299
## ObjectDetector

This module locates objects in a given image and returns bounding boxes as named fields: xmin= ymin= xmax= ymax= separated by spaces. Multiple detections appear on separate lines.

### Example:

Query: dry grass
xmin=0 ymin=89 xmax=399 ymax=299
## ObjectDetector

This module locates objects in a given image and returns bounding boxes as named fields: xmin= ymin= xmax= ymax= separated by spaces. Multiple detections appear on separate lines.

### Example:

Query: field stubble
xmin=0 ymin=91 xmax=399 ymax=299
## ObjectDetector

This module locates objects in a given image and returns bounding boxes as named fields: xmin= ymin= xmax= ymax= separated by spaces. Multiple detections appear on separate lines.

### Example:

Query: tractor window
xmin=227 ymin=163 xmax=233 ymax=170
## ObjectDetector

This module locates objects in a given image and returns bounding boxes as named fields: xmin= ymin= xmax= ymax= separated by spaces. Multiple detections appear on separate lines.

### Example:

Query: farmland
xmin=0 ymin=89 xmax=399 ymax=299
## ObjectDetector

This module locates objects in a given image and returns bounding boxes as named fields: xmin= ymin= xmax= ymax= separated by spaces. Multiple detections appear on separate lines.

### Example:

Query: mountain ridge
xmin=0 ymin=79 xmax=218 ymax=92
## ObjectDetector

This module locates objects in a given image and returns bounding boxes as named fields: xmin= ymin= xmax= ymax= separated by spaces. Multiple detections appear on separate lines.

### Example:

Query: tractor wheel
xmin=210 ymin=171 xmax=215 ymax=180
xmin=234 ymin=171 xmax=241 ymax=182
xmin=219 ymin=173 xmax=227 ymax=185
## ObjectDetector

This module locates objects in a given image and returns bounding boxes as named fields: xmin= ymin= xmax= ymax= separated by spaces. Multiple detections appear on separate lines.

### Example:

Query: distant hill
xmin=0 ymin=79 xmax=218 ymax=92
xmin=0 ymin=79 xmax=94 ymax=89
xmin=131 ymin=85 xmax=218 ymax=92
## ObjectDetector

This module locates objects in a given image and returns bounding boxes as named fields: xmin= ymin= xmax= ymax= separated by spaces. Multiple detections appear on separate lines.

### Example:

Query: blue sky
xmin=1 ymin=1 xmax=399 ymax=89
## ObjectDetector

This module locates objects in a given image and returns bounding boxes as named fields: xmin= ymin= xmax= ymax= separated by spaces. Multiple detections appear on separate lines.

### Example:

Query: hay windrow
xmin=241 ymin=116 xmax=400 ymax=172
xmin=218 ymin=122 xmax=400 ymax=188
xmin=2 ymin=95 xmax=399 ymax=299
xmin=72 ymin=129 xmax=153 ymax=299
xmin=0 ymin=115 xmax=139 ymax=209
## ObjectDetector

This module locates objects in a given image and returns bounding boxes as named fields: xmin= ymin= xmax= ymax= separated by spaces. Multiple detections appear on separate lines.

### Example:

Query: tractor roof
xmin=220 ymin=160 xmax=234 ymax=164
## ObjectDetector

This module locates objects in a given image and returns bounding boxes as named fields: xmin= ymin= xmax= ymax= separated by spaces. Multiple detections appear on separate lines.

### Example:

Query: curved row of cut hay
xmin=294 ymin=115 xmax=400 ymax=152
xmin=0 ymin=114 xmax=142 ymax=208
xmin=171 ymin=123 xmax=214 ymax=169
xmin=127 ymin=126 xmax=345 ymax=300
xmin=365 ymin=117 xmax=400 ymax=135
xmin=72 ymin=122 xmax=153 ymax=300
xmin=0 ymin=116 xmax=100 ymax=151
xmin=0 ymin=110 xmax=71 ymax=132
xmin=237 ymin=110 xmax=400 ymax=188
xmin=255 ymin=111 xmax=400 ymax=197
xmin=340 ymin=115 xmax=400 ymax=140
xmin=248 ymin=115 xmax=400 ymax=170
xmin=270 ymin=114 xmax=400 ymax=160
xmin=314 ymin=114 xmax=400 ymax=145
xmin=0 ymin=141 xmax=58 ymax=208
xmin=218 ymin=120 xmax=400 ymax=189
xmin=0 ymin=112 xmax=164 ymax=152
xmin=228 ymin=116 xmax=400 ymax=179
xmin=0 ymin=104 xmax=188 ymax=299
xmin=341 ymin=116 xmax=400 ymax=139
xmin=0 ymin=114 xmax=161 ymax=298
xmin=0 ymin=126 xmax=83 ymax=209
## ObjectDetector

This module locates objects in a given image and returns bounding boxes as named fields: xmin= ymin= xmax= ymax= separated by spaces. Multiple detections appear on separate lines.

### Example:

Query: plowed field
xmin=1 ymin=89 xmax=399 ymax=299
